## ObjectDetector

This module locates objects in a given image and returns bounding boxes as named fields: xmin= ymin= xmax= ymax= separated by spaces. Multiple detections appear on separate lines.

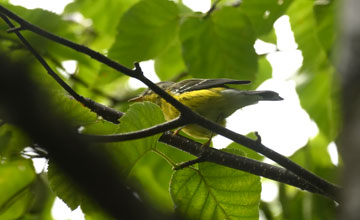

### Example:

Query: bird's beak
xmin=128 ymin=96 xmax=144 ymax=102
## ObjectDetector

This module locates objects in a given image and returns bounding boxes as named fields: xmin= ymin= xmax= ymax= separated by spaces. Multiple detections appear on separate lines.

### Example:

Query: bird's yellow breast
xmin=157 ymin=87 xmax=228 ymax=139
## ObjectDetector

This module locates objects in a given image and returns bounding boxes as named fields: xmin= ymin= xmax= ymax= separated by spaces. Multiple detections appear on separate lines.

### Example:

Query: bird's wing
xmin=172 ymin=78 xmax=251 ymax=93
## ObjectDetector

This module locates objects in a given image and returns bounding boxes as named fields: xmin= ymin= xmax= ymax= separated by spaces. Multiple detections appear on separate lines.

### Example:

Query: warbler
xmin=129 ymin=78 xmax=283 ymax=140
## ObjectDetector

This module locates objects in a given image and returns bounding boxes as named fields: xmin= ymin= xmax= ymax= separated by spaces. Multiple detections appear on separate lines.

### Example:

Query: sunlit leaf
xmin=53 ymin=94 xmax=99 ymax=127
xmin=0 ymin=4 xmax=88 ymax=63
xmin=291 ymin=132 xmax=338 ymax=182
xmin=0 ymin=159 xmax=36 ymax=219
xmin=105 ymin=102 xmax=180 ymax=212
xmin=108 ymin=0 xmax=179 ymax=68
xmin=252 ymin=56 xmax=272 ymax=89
xmin=170 ymin=148 xmax=261 ymax=220
xmin=287 ymin=0 xmax=328 ymax=73
xmin=226 ymin=134 xmax=265 ymax=161
xmin=105 ymin=102 xmax=166 ymax=175
xmin=154 ymin=38 xmax=186 ymax=81
xmin=313 ymin=0 xmax=338 ymax=59
xmin=296 ymin=70 xmax=340 ymax=141
xmin=65 ymin=0 xmax=140 ymax=50
xmin=279 ymin=132 xmax=338 ymax=220
xmin=180 ymin=6 xmax=257 ymax=80
xmin=240 ymin=0 xmax=294 ymax=37
xmin=288 ymin=0 xmax=340 ymax=140
xmin=0 ymin=124 xmax=30 ymax=158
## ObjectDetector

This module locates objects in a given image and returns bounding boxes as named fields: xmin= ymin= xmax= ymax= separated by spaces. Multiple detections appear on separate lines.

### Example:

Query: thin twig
xmin=204 ymin=0 xmax=220 ymax=19
xmin=82 ymin=117 xmax=187 ymax=142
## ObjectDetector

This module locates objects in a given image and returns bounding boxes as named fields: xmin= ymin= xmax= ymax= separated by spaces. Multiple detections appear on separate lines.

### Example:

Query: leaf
xmin=180 ymin=6 xmax=257 ymax=80
xmin=108 ymin=0 xmax=179 ymax=68
xmin=279 ymin=132 xmax=338 ymax=220
xmin=314 ymin=0 xmax=338 ymax=59
xmin=170 ymin=148 xmax=261 ymax=220
xmin=127 ymin=137 xmax=196 ymax=212
xmin=81 ymin=200 xmax=113 ymax=220
xmin=104 ymin=102 xmax=181 ymax=212
xmin=65 ymin=0 xmax=140 ymax=50
xmin=25 ymin=175 xmax=55 ymax=220
xmin=53 ymin=94 xmax=99 ymax=127
xmin=226 ymin=135 xmax=264 ymax=161
xmin=251 ymin=57 xmax=272 ymax=89
xmin=154 ymin=38 xmax=186 ymax=81
xmin=1 ymin=4 xmax=87 ymax=62
xmin=296 ymin=69 xmax=340 ymax=140
xmin=287 ymin=0 xmax=328 ymax=73
xmin=106 ymin=102 xmax=165 ymax=176
xmin=47 ymin=160 xmax=83 ymax=210
xmin=240 ymin=0 xmax=294 ymax=37
xmin=0 ymin=159 xmax=36 ymax=219
xmin=290 ymin=132 xmax=338 ymax=182
xmin=0 ymin=124 xmax=30 ymax=158
xmin=288 ymin=0 xmax=340 ymax=140
xmin=126 ymin=151 xmax=175 ymax=212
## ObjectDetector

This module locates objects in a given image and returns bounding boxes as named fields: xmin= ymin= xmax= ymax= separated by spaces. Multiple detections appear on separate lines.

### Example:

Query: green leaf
xmin=0 ymin=159 xmax=36 ymax=219
xmin=23 ymin=175 xmax=55 ymax=220
xmin=287 ymin=0 xmax=328 ymax=73
xmin=105 ymin=102 xmax=181 ymax=212
xmin=314 ymin=0 xmax=338 ymax=59
xmin=65 ymin=0 xmax=140 ymax=50
xmin=49 ymin=103 xmax=165 ymax=212
xmin=106 ymin=102 xmax=165 ymax=176
xmin=288 ymin=0 xmax=340 ymax=140
xmin=252 ymin=57 xmax=272 ymax=89
xmin=278 ymin=133 xmax=338 ymax=220
xmin=258 ymin=28 xmax=277 ymax=44
xmin=0 ymin=4 xmax=87 ymax=63
xmin=81 ymin=199 xmax=113 ymax=220
xmin=0 ymin=124 xmax=30 ymax=158
xmin=170 ymin=148 xmax=261 ymax=220
xmin=127 ymin=139 xmax=195 ymax=213
xmin=180 ymin=6 xmax=257 ymax=80
xmin=290 ymin=132 xmax=338 ymax=182
xmin=47 ymin=160 xmax=83 ymax=210
xmin=226 ymin=135 xmax=264 ymax=161
xmin=154 ymin=38 xmax=186 ymax=81
xmin=108 ymin=0 xmax=179 ymax=68
xmin=296 ymin=69 xmax=340 ymax=140
xmin=48 ymin=161 xmax=108 ymax=216
xmin=53 ymin=94 xmax=99 ymax=127
xmin=127 ymin=151 xmax=174 ymax=212
xmin=240 ymin=0 xmax=294 ymax=37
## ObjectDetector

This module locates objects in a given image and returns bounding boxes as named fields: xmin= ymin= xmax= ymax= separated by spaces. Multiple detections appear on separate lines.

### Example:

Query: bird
xmin=129 ymin=78 xmax=283 ymax=140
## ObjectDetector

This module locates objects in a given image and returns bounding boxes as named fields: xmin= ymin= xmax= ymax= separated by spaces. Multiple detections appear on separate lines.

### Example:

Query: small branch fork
xmin=159 ymin=131 xmax=324 ymax=196
xmin=0 ymin=5 xmax=341 ymax=202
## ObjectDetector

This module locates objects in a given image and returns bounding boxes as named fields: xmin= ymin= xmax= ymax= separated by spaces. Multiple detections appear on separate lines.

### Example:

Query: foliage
xmin=0 ymin=0 xmax=340 ymax=220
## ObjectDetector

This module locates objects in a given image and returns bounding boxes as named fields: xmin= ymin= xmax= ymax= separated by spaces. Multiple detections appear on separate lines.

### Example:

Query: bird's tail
xmin=243 ymin=90 xmax=283 ymax=101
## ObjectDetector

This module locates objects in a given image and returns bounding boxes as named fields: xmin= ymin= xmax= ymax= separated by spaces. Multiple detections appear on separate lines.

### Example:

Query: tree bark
xmin=339 ymin=0 xmax=360 ymax=219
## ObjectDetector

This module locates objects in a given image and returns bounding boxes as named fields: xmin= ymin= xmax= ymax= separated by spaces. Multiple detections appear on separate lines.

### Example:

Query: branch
xmin=0 ymin=5 xmax=341 ymax=201
xmin=204 ymin=0 xmax=220 ymax=19
xmin=338 ymin=0 xmax=360 ymax=217
xmin=82 ymin=117 xmax=187 ymax=142
xmin=195 ymin=119 xmax=341 ymax=201
xmin=0 ymin=13 xmax=123 ymax=124
xmin=159 ymin=131 xmax=335 ymax=200
xmin=0 ymin=56 xmax=182 ymax=220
